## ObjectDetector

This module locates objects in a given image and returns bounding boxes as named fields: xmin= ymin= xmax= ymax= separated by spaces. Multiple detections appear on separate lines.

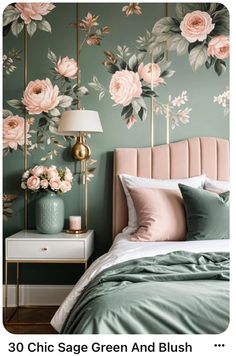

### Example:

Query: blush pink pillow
xmin=128 ymin=187 xmax=187 ymax=241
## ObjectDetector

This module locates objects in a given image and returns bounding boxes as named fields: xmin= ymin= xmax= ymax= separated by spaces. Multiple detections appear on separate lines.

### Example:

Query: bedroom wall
xmin=3 ymin=3 xmax=229 ymax=284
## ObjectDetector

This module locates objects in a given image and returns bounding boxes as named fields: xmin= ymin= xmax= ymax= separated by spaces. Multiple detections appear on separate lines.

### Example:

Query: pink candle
xmin=69 ymin=216 xmax=81 ymax=230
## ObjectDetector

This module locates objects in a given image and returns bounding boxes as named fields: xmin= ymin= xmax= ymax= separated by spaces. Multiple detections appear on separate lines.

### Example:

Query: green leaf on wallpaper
xmin=11 ymin=20 xmax=24 ymax=37
xmin=121 ymin=104 xmax=133 ymax=118
xmin=205 ymin=56 xmax=215 ymax=69
xmin=176 ymin=37 xmax=189 ymax=56
xmin=160 ymin=61 xmax=172 ymax=71
xmin=150 ymin=42 xmax=166 ymax=58
xmin=153 ymin=52 xmax=165 ymax=64
xmin=7 ymin=99 xmax=23 ymax=110
xmin=120 ymin=60 xmax=127 ymax=70
xmin=152 ymin=33 xmax=173 ymax=43
xmin=137 ymin=97 xmax=147 ymax=120
xmin=189 ymin=45 xmax=208 ymax=71
xmin=38 ymin=20 xmax=52 ymax=33
xmin=142 ymin=87 xmax=158 ymax=97
xmin=208 ymin=3 xmax=218 ymax=15
xmin=167 ymin=34 xmax=183 ymax=51
xmin=59 ymin=95 xmax=73 ymax=108
xmin=3 ymin=109 xmax=13 ymax=118
xmin=188 ymin=41 xmax=202 ymax=54
xmin=214 ymin=59 xmax=226 ymax=76
xmin=152 ymin=17 xmax=179 ymax=34
xmin=27 ymin=21 xmax=37 ymax=37
xmin=135 ymin=96 xmax=147 ymax=111
xmin=48 ymin=49 xmax=57 ymax=64
xmin=160 ymin=69 xmax=175 ymax=79
xmin=132 ymin=99 xmax=146 ymax=116
xmin=38 ymin=117 xmax=48 ymax=127
xmin=128 ymin=55 xmax=138 ymax=71
xmin=211 ymin=20 xmax=229 ymax=36
xmin=137 ymin=52 xmax=146 ymax=63
xmin=105 ymin=63 xmax=119 ymax=74
xmin=3 ymin=5 xmax=20 ymax=26
xmin=175 ymin=4 xmax=189 ymax=20
xmin=50 ymin=108 xmax=61 ymax=116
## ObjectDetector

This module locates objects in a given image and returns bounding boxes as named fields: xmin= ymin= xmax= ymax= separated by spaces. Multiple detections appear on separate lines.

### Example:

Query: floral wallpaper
xmin=3 ymin=3 xmax=229 ymax=284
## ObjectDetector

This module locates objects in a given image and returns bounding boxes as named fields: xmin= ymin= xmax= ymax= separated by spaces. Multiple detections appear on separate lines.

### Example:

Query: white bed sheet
xmin=51 ymin=232 xmax=229 ymax=332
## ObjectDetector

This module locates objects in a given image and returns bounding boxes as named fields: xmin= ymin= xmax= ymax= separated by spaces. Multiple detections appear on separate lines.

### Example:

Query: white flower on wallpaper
xmin=213 ymin=88 xmax=229 ymax=116
xmin=3 ymin=3 xmax=55 ymax=37
xmin=154 ymin=91 xmax=192 ymax=130
xmin=3 ymin=49 xmax=21 ymax=76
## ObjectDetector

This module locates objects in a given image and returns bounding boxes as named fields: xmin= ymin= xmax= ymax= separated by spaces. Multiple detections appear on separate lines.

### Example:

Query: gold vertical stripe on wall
xmin=76 ymin=3 xmax=88 ymax=229
xmin=165 ymin=3 xmax=170 ymax=145
xmin=152 ymin=3 xmax=169 ymax=147
xmin=23 ymin=25 xmax=28 ymax=230
xmin=150 ymin=54 xmax=154 ymax=148
xmin=76 ymin=2 xmax=80 ymax=109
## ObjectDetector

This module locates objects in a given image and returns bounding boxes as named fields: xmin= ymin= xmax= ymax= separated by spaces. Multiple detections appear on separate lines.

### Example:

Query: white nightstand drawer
xmin=7 ymin=240 xmax=86 ymax=260
xmin=5 ymin=230 xmax=94 ymax=261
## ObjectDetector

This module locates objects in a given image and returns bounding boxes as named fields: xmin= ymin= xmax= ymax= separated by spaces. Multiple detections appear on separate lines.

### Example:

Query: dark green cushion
xmin=178 ymin=184 xmax=229 ymax=240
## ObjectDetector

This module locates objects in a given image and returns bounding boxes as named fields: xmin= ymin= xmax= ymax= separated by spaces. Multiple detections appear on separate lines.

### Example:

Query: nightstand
xmin=4 ymin=229 xmax=94 ymax=324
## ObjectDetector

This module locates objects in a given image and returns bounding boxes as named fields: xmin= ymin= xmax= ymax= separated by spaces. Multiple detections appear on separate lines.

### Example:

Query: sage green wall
xmin=3 ymin=3 xmax=229 ymax=284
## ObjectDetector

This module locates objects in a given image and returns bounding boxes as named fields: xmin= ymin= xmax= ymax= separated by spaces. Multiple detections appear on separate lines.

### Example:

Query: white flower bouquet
xmin=21 ymin=165 xmax=73 ymax=193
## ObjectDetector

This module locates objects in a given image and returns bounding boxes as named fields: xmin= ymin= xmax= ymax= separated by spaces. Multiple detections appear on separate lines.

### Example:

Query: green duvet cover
xmin=61 ymin=251 xmax=229 ymax=334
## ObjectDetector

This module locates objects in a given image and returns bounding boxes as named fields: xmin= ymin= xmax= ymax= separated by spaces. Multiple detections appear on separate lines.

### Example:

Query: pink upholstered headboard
xmin=112 ymin=137 xmax=229 ymax=238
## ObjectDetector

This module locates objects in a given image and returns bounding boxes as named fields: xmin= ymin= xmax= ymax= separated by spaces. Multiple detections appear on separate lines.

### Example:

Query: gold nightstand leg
xmin=4 ymin=261 xmax=8 ymax=320
xmin=16 ymin=263 xmax=20 ymax=307
xmin=84 ymin=261 xmax=88 ymax=271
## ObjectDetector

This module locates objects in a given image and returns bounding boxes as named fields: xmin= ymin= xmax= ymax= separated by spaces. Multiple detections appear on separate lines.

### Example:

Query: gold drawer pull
xmin=41 ymin=247 xmax=48 ymax=251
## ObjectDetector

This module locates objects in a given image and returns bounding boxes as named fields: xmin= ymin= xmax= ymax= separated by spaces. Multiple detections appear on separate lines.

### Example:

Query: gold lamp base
xmin=72 ymin=135 xmax=91 ymax=161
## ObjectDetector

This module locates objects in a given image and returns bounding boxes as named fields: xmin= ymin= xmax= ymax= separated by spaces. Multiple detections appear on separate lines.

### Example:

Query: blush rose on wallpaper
xmin=3 ymin=3 xmax=229 ymax=237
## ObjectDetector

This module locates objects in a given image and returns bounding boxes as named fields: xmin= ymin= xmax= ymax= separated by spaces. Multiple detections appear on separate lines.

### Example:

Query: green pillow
xmin=178 ymin=184 xmax=229 ymax=240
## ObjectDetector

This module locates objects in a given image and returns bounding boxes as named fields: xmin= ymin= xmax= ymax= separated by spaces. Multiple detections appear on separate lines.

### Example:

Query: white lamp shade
xmin=58 ymin=110 xmax=103 ymax=136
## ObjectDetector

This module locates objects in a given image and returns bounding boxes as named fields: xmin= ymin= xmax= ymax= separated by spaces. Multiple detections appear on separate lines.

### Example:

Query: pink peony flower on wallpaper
xmin=49 ymin=177 xmax=62 ymax=191
xmin=55 ymin=56 xmax=78 ymax=79
xmin=180 ymin=10 xmax=215 ymax=43
xmin=22 ymin=78 xmax=60 ymax=115
xmin=60 ymin=180 xmax=72 ymax=193
xmin=207 ymin=35 xmax=230 ymax=60
xmin=138 ymin=63 xmax=165 ymax=87
xmin=27 ymin=175 xmax=41 ymax=190
xmin=3 ymin=115 xmax=29 ymax=150
xmin=109 ymin=70 xmax=142 ymax=107
xmin=15 ymin=3 xmax=55 ymax=25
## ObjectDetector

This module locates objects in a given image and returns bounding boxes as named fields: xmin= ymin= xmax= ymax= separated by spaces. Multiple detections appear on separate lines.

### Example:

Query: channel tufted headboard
xmin=112 ymin=137 xmax=229 ymax=238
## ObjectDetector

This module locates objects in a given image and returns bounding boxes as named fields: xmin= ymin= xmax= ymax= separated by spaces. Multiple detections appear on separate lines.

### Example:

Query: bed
xmin=51 ymin=137 xmax=230 ymax=334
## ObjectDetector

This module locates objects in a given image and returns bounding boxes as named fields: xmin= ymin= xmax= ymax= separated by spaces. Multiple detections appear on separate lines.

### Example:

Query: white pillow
xmin=205 ymin=177 xmax=230 ymax=191
xmin=120 ymin=174 xmax=206 ymax=232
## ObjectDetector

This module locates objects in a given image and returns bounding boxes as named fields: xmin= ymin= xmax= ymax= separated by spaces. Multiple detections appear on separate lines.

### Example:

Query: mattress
xmin=51 ymin=232 xmax=229 ymax=332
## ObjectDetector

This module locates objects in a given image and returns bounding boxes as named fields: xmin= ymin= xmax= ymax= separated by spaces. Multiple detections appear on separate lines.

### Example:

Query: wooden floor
xmin=3 ymin=306 xmax=58 ymax=334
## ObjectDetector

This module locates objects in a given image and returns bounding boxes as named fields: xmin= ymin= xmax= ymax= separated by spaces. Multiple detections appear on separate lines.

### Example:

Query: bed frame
xmin=113 ymin=137 xmax=229 ymax=238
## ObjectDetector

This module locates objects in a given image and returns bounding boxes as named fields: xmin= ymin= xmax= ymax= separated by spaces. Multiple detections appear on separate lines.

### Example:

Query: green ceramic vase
xmin=35 ymin=192 xmax=64 ymax=234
